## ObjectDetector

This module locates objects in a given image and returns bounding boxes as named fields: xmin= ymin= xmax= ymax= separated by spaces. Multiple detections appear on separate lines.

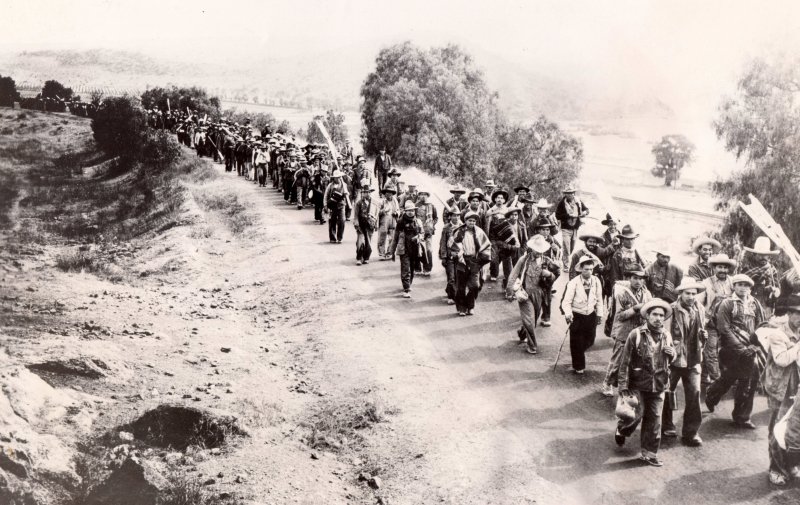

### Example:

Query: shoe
xmin=336 ymin=240 xmax=342 ymax=244
xmin=769 ymin=470 xmax=788 ymax=486
xmin=600 ymin=383 xmax=614 ymax=397
xmin=614 ymin=430 xmax=625 ymax=447
xmin=517 ymin=328 xmax=527 ymax=342
xmin=356 ymin=260 xmax=362 ymax=266
xmin=790 ymin=466 xmax=800 ymax=479
xmin=402 ymin=292 xmax=411 ymax=299
xmin=571 ymin=369 xmax=584 ymax=375
xmin=458 ymin=312 xmax=466 ymax=317
xmin=705 ymin=399 xmax=715 ymax=413
xmin=640 ymin=455 xmax=663 ymax=467
xmin=662 ymin=429 xmax=677 ymax=438
xmin=362 ymin=260 xmax=369 ymax=265
xmin=734 ymin=420 xmax=757 ymax=430
xmin=466 ymin=309 xmax=474 ymax=316
xmin=526 ymin=344 xmax=538 ymax=355
xmin=330 ymin=239 xmax=337 ymax=243
xmin=541 ymin=320 xmax=551 ymax=327
xmin=681 ymin=435 xmax=703 ymax=447
xmin=447 ymin=299 xmax=455 ymax=305
xmin=490 ymin=277 xmax=498 ymax=282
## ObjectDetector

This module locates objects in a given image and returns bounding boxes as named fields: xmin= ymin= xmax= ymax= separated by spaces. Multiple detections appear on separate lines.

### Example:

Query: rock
xmin=220 ymin=347 xmax=231 ymax=353
xmin=357 ymin=473 xmax=370 ymax=482
xmin=310 ymin=452 xmax=319 ymax=460
xmin=119 ymin=431 xmax=135 ymax=442
xmin=368 ymin=476 xmax=382 ymax=490
xmin=85 ymin=458 xmax=168 ymax=505
xmin=210 ymin=448 xmax=221 ymax=456
xmin=120 ymin=404 xmax=247 ymax=450
xmin=217 ymin=472 xmax=224 ymax=478
xmin=26 ymin=357 xmax=109 ymax=379
xmin=203 ymin=478 xmax=216 ymax=486
xmin=234 ymin=475 xmax=245 ymax=484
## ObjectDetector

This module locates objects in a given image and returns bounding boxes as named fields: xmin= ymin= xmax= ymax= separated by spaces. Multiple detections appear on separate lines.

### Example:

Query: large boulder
xmin=121 ymin=404 xmax=247 ymax=450
xmin=26 ymin=357 xmax=109 ymax=380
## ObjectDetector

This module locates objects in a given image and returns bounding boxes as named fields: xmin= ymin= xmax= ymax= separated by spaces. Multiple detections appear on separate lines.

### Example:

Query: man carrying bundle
xmin=390 ymin=201 xmax=429 ymax=298
xmin=452 ymin=211 xmax=492 ymax=316
xmin=323 ymin=169 xmax=350 ymax=243
xmin=354 ymin=181 xmax=380 ymax=266
xmin=415 ymin=190 xmax=438 ymax=276
xmin=555 ymin=185 xmax=589 ymax=272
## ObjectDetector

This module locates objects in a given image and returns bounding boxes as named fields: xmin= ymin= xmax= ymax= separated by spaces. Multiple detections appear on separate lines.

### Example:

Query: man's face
xmin=404 ymin=209 xmax=415 ymax=218
xmin=680 ymin=289 xmax=697 ymax=306
xmin=537 ymin=208 xmax=548 ymax=216
xmin=630 ymin=275 xmax=644 ymax=289
xmin=508 ymin=213 xmax=519 ymax=223
xmin=390 ymin=175 xmax=399 ymax=181
xmin=733 ymin=282 xmax=751 ymax=298
xmin=362 ymin=190 xmax=371 ymax=199
xmin=585 ymin=238 xmax=598 ymax=251
xmin=379 ymin=149 xmax=385 ymax=156
xmin=580 ymin=265 xmax=594 ymax=278
xmin=565 ymin=193 xmax=575 ymax=202
xmin=537 ymin=227 xmax=550 ymax=237
xmin=607 ymin=223 xmax=618 ymax=234
xmin=419 ymin=194 xmax=428 ymax=203
xmin=787 ymin=310 xmax=800 ymax=330
xmin=494 ymin=195 xmax=505 ymax=205
xmin=469 ymin=198 xmax=480 ymax=209
xmin=714 ymin=264 xmax=729 ymax=279
xmin=656 ymin=254 xmax=670 ymax=266
xmin=466 ymin=218 xmax=477 ymax=229
xmin=622 ymin=237 xmax=634 ymax=249
xmin=449 ymin=214 xmax=460 ymax=224
xmin=646 ymin=308 xmax=666 ymax=329
xmin=757 ymin=254 xmax=770 ymax=266
xmin=409 ymin=188 xmax=418 ymax=196
xmin=699 ymin=245 xmax=714 ymax=260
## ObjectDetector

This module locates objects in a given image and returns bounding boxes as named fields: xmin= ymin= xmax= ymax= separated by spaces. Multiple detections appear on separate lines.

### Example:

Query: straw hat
xmin=641 ymin=299 xmax=673 ymax=320
xmin=692 ymin=237 xmax=722 ymax=254
xmin=574 ymin=255 xmax=601 ymax=272
xmin=402 ymin=201 xmax=417 ymax=211
xmin=744 ymin=236 xmax=779 ymax=256
xmin=526 ymin=235 xmax=551 ymax=254
xmin=708 ymin=253 xmax=737 ymax=269
xmin=675 ymin=279 xmax=706 ymax=293
xmin=535 ymin=198 xmax=552 ymax=208
xmin=730 ymin=273 xmax=755 ymax=287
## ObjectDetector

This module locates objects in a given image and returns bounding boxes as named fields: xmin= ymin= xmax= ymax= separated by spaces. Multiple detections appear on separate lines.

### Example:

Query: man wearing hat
xmin=646 ymin=250 xmax=684 ymax=303
xmin=444 ymin=186 xmax=468 ymax=221
xmin=293 ymin=158 xmax=313 ymax=210
xmin=354 ymin=180 xmax=380 ymax=265
xmin=757 ymin=295 xmax=800 ymax=486
xmin=604 ymin=224 xmax=644 ymax=296
xmin=615 ymin=298 xmax=675 ymax=467
xmin=312 ymin=162 xmax=330 ymax=225
xmin=485 ymin=189 xmax=510 ymax=282
xmin=601 ymin=214 xmax=620 ymax=248
xmin=569 ymin=230 xmax=613 ymax=281
xmin=498 ymin=207 xmax=527 ymax=294
xmin=439 ymin=206 xmax=462 ymax=305
xmin=452 ymin=210 xmax=492 ymax=316
xmin=415 ymin=190 xmax=439 ymax=276
xmin=698 ymin=253 xmax=736 ymax=384
xmin=509 ymin=185 xmax=531 ymax=210
xmin=399 ymin=184 xmax=419 ymax=209
xmin=323 ymin=169 xmax=350 ymax=243
xmin=353 ymin=156 xmax=371 ymax=192
xmin=390 ymin=201 xmax=428 ymax=298
xmin=373 ymin=147 xmax=392 ymax=192
xmin=601 ymin=263 xmax=652 ymax=396
xmin=377 ymin=186 xmax=400 ymax=259
xmin=530 ymin=216 xmax=559 ymax=324
xmin=688 ymin=237 xmax=722 ymax=281
xmin=506 ymin=235 xmax=561 ymax=354
xmin=386 ymin=167 xmax=402 ymax=192
xmin=531 ymin=198 xmax=560 ymax=238
xmin=742 ymin=236 xmax=782 ymax=316
xmin=462 ymin=189 xmax=487 ymax=230
xmin=706 ymin=273 xmax=766 ymax=428
xmin=483 ymin=180 xmax=497 ymax=202
xmin=661 ymin=279 xmax=708 ymax=447
xmin=561 ymin=255 xmax=604 ymax=373
xmin=555 ymin=185 xmax=589 ymax=271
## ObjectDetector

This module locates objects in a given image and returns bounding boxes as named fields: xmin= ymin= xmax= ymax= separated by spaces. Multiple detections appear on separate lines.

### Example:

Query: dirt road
xmin=213 ymin=165 xmax=799 ymax=504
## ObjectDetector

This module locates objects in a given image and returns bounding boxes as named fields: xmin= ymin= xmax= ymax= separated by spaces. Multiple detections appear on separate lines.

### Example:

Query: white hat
xmin=744 ymin=236 xmax=779 ymax=256
xmin=526 ymin=235 xmax=551 ymax=254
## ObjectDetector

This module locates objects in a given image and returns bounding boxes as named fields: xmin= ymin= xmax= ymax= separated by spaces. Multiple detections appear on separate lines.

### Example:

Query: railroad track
xmin=581 ymin=190 xmax=724 ymax=222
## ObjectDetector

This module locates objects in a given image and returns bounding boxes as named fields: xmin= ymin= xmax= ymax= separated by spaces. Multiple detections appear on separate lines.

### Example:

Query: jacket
xmin=439 ymin=222 xmax=458 ymax=260
xmin=555 ymin=197 xmax=589 ymax=230
xmin=390 ymin=214 xmax=427 ymax=257
xmin=687 ymin=257 xmax=714 ymax=281
xmin=670 ymin=299 xmax=706 ymax=368
xmin=415 ymin=201 xmax=439 ymax=236
xmin=618 ymin=325 xmax=675 ymax=393
xmin=506 ymin=252 xmax=560 ymax=299
xmin=610 ymin=282 xmax=652 ymax=342
xmin=374 ymin=154 xmax=392 ymax=175
xmin=379 ymin=195 xmax=400 ymax=229
xmin=354 ymin=196 xmax=380 ymax=232
xmin=646 ymin=262 xmax=684 ymax=303
xmin=604 ymin=247 xmax=644 ymax=293
xmin=561 ymin=274 xmax=604 ymax=318
xmin=716 ymin=293 xmax=765 ymax=377
xmin=759 ymin=318 xmax=800 ymax=404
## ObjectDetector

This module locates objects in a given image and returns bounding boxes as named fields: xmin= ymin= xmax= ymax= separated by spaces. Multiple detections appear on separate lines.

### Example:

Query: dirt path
xmin=211 ymin=165 xmax=800 ymax=504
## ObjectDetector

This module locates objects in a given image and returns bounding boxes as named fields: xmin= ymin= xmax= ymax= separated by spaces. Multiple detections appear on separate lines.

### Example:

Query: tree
xmin=712 ymin=57 xmax=800 ymax=248
xmin=141 ymin=86 xmax=220 ymax=116
xmin=41 ymin=79 xmax=73 ymax=100
xmin=306 ymin=110 xmax=349 ymax=149
xmin=651 ymin=134 xmax=695 ymax=187
xmin=495 ymin=117 xmax=583 ymax=203
xmin=0 ymin=75 xmax=21 ymax=106
xmin=360 ymin=42 xmax=502 ymax=184
xmin=91 ymin=96 xmax=148 ymax=160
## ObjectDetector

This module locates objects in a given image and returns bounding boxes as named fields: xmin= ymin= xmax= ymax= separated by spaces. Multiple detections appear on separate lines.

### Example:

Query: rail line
xmin=581 ymin=191 xmax=724 ymax=222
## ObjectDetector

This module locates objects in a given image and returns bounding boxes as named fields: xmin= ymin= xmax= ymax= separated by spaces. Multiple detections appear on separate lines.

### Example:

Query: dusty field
xmin=1 ymin=108 xmax=798 ymax=505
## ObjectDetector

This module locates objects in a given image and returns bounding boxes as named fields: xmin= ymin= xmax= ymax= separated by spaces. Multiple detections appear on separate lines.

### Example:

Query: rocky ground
xmin=1 ymin=108 xmax=798 ymax=505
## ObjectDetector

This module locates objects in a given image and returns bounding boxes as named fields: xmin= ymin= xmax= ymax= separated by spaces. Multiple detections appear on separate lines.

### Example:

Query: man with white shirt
xmin=698 ymin=253 xmax=736 ymax=384
xmin=561 ymin=255 xmax=604 ymax=374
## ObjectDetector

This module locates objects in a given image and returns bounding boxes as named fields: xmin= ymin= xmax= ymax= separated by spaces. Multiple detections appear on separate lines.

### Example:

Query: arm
xmin=560 ymin=277 xmax=578 ymax=319
xmin=323 ymin=184 xmax=331 ymax=208
xmin=768 ymin=330 xmax=800 ymax=367
xmin=616 ymin=290 xmax=639 ymax=321
xmin=594 ymin=277 xmax=604 ymax=319
xmin=716 ymin=301 xmax=752 ymax=357
xmin=617 ymin=331 xmax=636 ymax=391
xmin=505 ymin=254 xmax=527 ymax=296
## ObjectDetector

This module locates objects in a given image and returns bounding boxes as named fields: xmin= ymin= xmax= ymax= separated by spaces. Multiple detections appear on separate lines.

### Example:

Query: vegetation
xmin=651 ymin=134 xmax=695 ymax=187
xmin=360 ymin=42 xmax=582 ymax=195
xmin=41 ymin=79 xmax=74 ymax=100
xmin=140 ymin=85 xmax=220 ymax=116
xmin=0 ymin=75 xmax=21 ymax=106
xmin=713 ymin=56 xmax=800 ymax=247
xmin=91 ymin=95 xmax=148 ymax=159
xmin=306 ymin=109 xmax=349 ymax=149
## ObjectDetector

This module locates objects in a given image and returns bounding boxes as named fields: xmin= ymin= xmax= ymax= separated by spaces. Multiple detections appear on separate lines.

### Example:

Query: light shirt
xmin=561 ymin=274 xmax=604 ymax=318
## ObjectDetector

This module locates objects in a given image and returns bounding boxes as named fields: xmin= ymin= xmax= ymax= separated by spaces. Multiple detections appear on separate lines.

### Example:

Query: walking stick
xmin=552 ymin=322 xmax=572 ymax=372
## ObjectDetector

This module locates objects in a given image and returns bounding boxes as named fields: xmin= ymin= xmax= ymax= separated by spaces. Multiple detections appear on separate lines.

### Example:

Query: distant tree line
xmin=360 ymin=42 xmax=582 ymax=201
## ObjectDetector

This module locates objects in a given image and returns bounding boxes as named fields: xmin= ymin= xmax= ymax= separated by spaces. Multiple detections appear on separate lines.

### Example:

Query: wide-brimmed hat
xmin=730 ymin=273 xmax=755 ymax=287
xmin=388 ymin=168 xmax=402 ymax=176
xmin=617 ymin=225 xmax=639 ymax=240
xmin=468 ymin=188 xmax=485 ymax=201
xmin=777 ymin=294 xmax=800 ymax=313
xmin=402 ymin=201 xmax=417 ymax=211
xmin=355 ymin=155 xmax=366 ymax=163
xmin=491 ymin=189 xmax=509 ymax=202
xmin=504 ymin=207 xmax=522 ymax=218
xmin=623 ymin=263 xmax=647 ymax=278
xmin=641 ymin=299 xmax=673 ymax=320
xmin=331 ymin=169 xmax=344 ymax=178
xmin=417 ymin=189 xmax=431 ymax=196
xmin=574 ymin=255 xmax=601 ymax=272
xmin=381 ymin=186 xmax=397 ymax=194
xmin=534 ymin=198 xmax=552 ymax=208
xmin=601 ymin=213 xmax=619 ymax=226
xmin=652 ymin=247 xmax=674 ymax=258
xmin=692 ymin=236 xmax=722 ymax=254
xmin=514 ymin=185 xmax=530 ymax=193
xmin=579 ymin=230 xmax=604 ymax=242
xmin=450 ymin=186 xmax=467 ymax=194
xmin=744 ymin=236 xmax=780 ymax=256
xmin=526 ymin=235 xmax=551 ymax=254
xmin=533 ymin=216 xmax=557 ymax=233
xmin=675 ymin=279 xmax=706 ymax=293
xmin=708 ymin=253 xmax=737 ymax=269
xmin=563 ymin=184 xmax=577 ymax=193
xmin=360 ymin=179 xmax=374 ymax=191
xmin=464 ymin=210 xmax=480 ymax=222
xmin=485 ymin=179 xmax=497 ymax=188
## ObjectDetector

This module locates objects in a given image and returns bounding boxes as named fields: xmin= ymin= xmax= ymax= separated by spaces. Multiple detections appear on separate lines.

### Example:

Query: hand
xmin=619 ymin=389 xmax=630 ymax=397
xmin=633 ymin=303 xmax=643 ymax=312
xmin=699 ymin=329 xmax=708 ymax=343
xmin=541 ymin=270 xmax=552 ymax=279
xmin=663 ymin=347 xmax=675 ymax=358
xmin=565 ymin=314 xmax=574 ymax=325
xmin=596 ymin=315 xmax=603 ymax=326
xmin=391 ymin=255 xmax=396 ymax=262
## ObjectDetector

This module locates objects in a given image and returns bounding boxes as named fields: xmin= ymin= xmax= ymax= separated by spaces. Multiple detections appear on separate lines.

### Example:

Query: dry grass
xmin=232 ymin=397 xmax=285 ymax=428
xmin=159 ymin=473 xmax=242 ymax=505
xmin=194 ymin=189 xmax=256 ymax=235
xmin=303 ymin=395 xmax=394 ymax=452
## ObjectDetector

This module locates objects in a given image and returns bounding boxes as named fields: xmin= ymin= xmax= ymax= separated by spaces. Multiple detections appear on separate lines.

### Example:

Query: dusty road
xmin=214 ymin=164 xmax=800 ymax=504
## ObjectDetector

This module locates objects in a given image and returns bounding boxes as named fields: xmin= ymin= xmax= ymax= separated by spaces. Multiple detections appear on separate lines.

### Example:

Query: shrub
xmin=91 ymin=95 xmax=147 ymax=160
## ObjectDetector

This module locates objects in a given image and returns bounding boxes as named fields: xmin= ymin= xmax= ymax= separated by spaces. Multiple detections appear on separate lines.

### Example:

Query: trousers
xmin=518 ymin=295 xmax=542 ymax=348
xmin=701 ymin=330 xmax=721 ymax=383
xmin=618 ymin=391 xmax=665 ymax=457
xmin=328 ymin=206 xmax=345 ymax=242
xmin=569 ymin=312 xmax=597 ymax=371
xmin=603 ymin=339 xmax=626 ymax=387
xmin=561 ymin=228 xmax=577 ymax=269
xmin=706 ymin=364 xmax=759 ymax=424
xmin=443 ymin=259 xmax=456 ymax=300
xmin=661 ymin=366 xmax=702 ymax=438
xmin=356 ymin=224 xmax=374 ymax=262
xmin=400 ymin=254 xmax=418 ymax=291
xmin=455 ymin=261 xmax=483 ymax=312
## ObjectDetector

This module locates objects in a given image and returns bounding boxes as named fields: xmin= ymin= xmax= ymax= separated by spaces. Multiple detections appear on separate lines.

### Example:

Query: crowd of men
xmin=155 ymin=107 xmax=800 ymax=484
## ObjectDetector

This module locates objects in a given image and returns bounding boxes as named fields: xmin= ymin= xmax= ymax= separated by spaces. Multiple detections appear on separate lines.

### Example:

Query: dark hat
xmin=355 ymin=155 xmax=366 ymax=163
xmin=450 ymin=186 xmax=467 ymax=194
xmin=533 ymin=216 xmax=557 ymax=233
xmin=514 ymin=185 xmax=530 ymax=193
xmin=491 ymin=189 xmax=509 ymax=202
xmin=617 ymin=224 xmax=639 ymax=240
xmin=623 ymin=263 xmax=647 ymax=278
xmin=601 ymin=213 xmax=619 ymax=226
xmin=388 ymin=168 xmax=402 ymax=176
xmin=381 ymin=186 xmax=397 ymax=194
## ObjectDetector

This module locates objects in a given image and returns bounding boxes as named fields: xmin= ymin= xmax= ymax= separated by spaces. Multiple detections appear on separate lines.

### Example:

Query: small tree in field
xmin=0 ymin=75 xmax=21 ymax=106
xmin=41 ymin=79 xmax=73 ymax=101
xmin=651 ymin=134 xmax=695 ymax=187
xmin=91 ymin=96 xmax=147 ymax=160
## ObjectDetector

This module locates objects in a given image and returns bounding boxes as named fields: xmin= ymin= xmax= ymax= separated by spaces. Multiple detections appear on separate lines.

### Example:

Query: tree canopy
xmin=0 ymin=75 xmax=21 ymax=107
xmin=41 ymin=79 xmax=73 ymax=101
xmin=91 ymin=96 xmax=148 ymax=160
xmin=307 ymin=110 xmax=349 ymax=150
xmin=140 ymin=86 xmax=220 ymax=117
xmin=651 ymin=134 xmax=695 ymax=187
xmin=713 ymin=57 xmax=800 ymax=248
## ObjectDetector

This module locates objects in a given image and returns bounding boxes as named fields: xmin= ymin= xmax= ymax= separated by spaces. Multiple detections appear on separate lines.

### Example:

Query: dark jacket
xmin=390 ymin=214 xmax=427 ymax=257
xmin=716 ymin=293 xmax=765 ymax=378
xmin=374 ymin=154 xmax=392 ymax=175
xmin=618 ymin=325 xmax=675 ymax=393
xmin=555 ymin=197 xmax=589 ymax=230
xmin=670 ymin=299 xmax=706 ymax=368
